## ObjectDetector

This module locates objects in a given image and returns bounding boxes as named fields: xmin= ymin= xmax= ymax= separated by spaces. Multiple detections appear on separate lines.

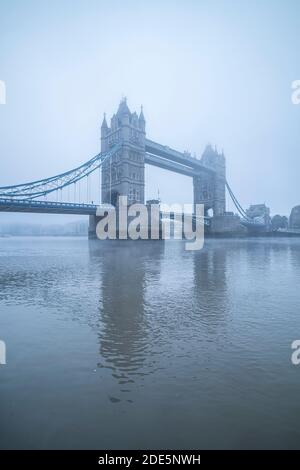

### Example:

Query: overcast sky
xmin=0 ymin=0 xmax=300 ymax=224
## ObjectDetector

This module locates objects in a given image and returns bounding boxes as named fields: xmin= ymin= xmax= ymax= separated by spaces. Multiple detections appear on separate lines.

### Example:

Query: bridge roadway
xmin=0 ymin=198 xmax=100 ymax=215
xmin=0 ymin=198 xmax=210 ymax=226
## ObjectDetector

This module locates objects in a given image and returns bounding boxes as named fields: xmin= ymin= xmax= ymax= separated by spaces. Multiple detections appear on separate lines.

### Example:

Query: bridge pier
xmin=88 ymin=215 xmax=98 ymax=239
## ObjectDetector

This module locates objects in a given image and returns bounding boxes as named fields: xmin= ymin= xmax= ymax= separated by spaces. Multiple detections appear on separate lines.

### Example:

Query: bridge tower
xmin=100 ymin=98 xmax=145 ymax=205
xmin=193 ymin=145 xmax=226 ymax=216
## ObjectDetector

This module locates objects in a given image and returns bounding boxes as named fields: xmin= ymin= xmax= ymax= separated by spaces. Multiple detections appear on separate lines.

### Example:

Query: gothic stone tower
xmin=193 ymin=145 xmax=226 ymax=216
xmin=101 ymin=98 xmax=145 ymax=205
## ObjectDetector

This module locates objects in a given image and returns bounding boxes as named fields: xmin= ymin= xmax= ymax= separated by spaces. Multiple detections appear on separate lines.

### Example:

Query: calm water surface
xmin=1 ymin=236 xmax=300 ymax=449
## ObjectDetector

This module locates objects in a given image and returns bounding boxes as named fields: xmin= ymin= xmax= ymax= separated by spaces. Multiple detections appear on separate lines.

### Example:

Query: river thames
xmin=1 ymin=237 xmax=300 ymax=449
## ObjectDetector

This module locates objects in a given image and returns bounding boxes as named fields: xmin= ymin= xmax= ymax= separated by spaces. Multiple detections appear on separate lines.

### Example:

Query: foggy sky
xmin=0 ymin=0 xmax=300 ymax=225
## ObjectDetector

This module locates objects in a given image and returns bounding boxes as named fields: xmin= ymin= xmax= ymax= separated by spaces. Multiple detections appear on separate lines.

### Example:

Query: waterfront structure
xmin=290 ymin=206 xmax=300 ymax=229
xmin=0 ymin=98 xmax=267 ymax=235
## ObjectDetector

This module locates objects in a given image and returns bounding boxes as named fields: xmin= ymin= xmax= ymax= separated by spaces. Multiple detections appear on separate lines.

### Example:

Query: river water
xmin=1 ymin=236 xmax=300 ymax=449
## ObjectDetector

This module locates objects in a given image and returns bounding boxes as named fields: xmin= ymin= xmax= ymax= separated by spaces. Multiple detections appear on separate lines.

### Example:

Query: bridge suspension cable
xmin=0 ymin=144 xmax=121 ymax=200
xmin=225 ymin=181 xmax=250 ymax=220
xmin=225 ymin=180 xmax=265 ymax=226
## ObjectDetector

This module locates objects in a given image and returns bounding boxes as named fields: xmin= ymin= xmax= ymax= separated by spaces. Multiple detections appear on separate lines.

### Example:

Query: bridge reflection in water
xmin=88 ymin=240 xmax=231 ymax=398
xmin=89 ymin=241 xmax=165 ymax=394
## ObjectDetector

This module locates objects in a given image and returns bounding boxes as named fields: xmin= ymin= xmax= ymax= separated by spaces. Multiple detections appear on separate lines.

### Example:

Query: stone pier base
xmin=88 ymin=215 xmax=98 ymax=239
xmin=209 ymin=214 xmax=246 ymax=235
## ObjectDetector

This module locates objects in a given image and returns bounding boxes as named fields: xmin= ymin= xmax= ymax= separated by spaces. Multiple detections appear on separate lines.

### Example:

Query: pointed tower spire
xmin=101 ymin=112 xmax=108 ymax=129
xmin=139 ymin=105 xmax=145 ymax=131
xmin=101 ymin=112 xmax=109 ymax=142
xmin=117 ymin=97 xmax=131 ymax=117
xmin=139 ymin=105 xmax=145 ymax=122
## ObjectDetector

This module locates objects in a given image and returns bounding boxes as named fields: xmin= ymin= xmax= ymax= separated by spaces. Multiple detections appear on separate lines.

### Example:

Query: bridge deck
xmin=0 ymin=199 xmax=209 ymax=225
xmin=145 ymin=153 xmax=199 ymax=177
xmin=0 ymin=198 xmax=98 ymax=215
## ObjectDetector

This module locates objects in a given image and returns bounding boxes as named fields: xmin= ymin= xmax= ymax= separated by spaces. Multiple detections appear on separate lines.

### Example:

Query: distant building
xmin=246 ymin=204 xmax=271 ymax=227
xmin=289 ymin=206 xmax=300 ymax=229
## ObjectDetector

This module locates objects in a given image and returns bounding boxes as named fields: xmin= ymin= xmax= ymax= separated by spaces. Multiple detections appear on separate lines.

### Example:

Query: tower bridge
xmin=0 ymin=98 xmax=264 ymax=234
xmin=100 ymin=98 xmax=225 ymax=218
